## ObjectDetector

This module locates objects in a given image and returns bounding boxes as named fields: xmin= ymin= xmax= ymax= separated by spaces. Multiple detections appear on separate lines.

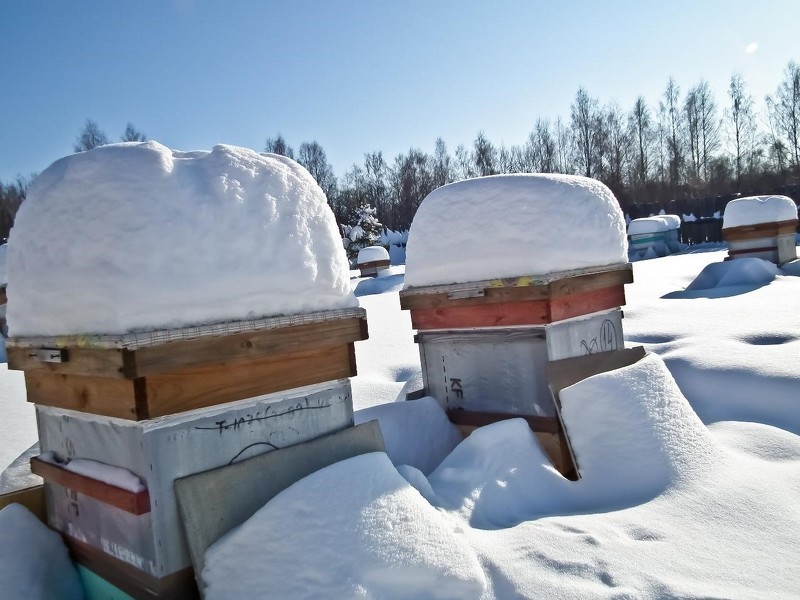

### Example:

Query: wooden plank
xmin=143 ymin=344 xmax=356 ymax=418
xmin=399 ymin=265 xmax=632 ymax=311
xmin=30 ymin=456 xmax=150 ymax=515
xmin=10 ymin=317 xmax=367 ymax=380
xmin=728 ymin=245 xmax=778 ymax=256
xmin=7 ymin=345 xmax=127 ymax=378
xmin=24 ymin=342 xmax=358 ymax=421
xmin=722 ymin=219 xmax=798 ymax=241
xmin=548 ymin=285 xmax=627 ymax=322
xmin=174 ymin=421 xmax=385 ymax=590
xmin=547 ymin=265 xmax=633 ymax=298
xmin=400 ymin=284 xmax=550 ymax=311
xmin=446 ymin=408 xmax=561 ymax=433
xmin=410 ymin=299 xmax=550 ymax=330
xmin=546 ymin=347 xmax=648 ymax=479
xmin=0 ymin=485 xmax=46 ymax=522
xmin=358 ymin=259 xmax=390 ymax=269
xmin=451 ymin=413 xmax=575 ymax=478
xmin=127 ymin=316 xmax=367 ymax=378
xmin=409 ymin=284 xmax=627 ymax=330
xmin=399 ymin=263 xmax=629 ymax=299
xmin=24 ymin=371 xmax=144 ymax=420
xmin=548 ymin=347 xmax=647 ymax=411
xmin=66 ymin=536 xmax=198 ymax=600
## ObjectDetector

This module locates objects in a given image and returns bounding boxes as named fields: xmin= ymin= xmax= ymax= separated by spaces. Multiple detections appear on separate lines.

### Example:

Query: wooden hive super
xmin=7 ymin=307 xmax=368 ymax=598
xmin=722 ymin=219 xmax=798 ymax=264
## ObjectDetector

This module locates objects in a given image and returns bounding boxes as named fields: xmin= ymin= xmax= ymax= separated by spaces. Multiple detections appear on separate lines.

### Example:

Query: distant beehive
xmin=357 ymin=245 xmax=390 ymax=277
xmin=628 ymin=215 xmax=681 ymax=259
xmin=722 ymin=195 xmax=798 ymax=264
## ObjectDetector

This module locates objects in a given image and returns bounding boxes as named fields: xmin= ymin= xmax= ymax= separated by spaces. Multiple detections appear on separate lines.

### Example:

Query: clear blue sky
xmin=1 ymin=0 xmax=798 ymax=182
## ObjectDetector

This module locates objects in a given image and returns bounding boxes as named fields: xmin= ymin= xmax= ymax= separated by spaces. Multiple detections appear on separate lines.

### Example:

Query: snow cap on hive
xmin=357 ymin=245 xmax=390 ymax=265
xmin=628 ymin=215 xmax=680 ymax=235
xmin=404 ymin=174 xmax=628 ymax=288
xmin=7 ymin=142 xmax=356 ymax=336
xmin=722 ymin=195 xmax=798 ymax=230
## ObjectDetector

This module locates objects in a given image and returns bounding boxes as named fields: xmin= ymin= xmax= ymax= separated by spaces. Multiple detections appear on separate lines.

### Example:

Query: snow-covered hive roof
xmin=722 ymin=195 xmax=798 ymax=230
xmin=7 ymin=142 xmax=356 ymax=336
xmin=628 ymin=215 xmax=680 ymax=235
xmin=404 ymin=174 xmax=628 ymax=288
xmin=357 ymin=245 xmax=389 ymax=265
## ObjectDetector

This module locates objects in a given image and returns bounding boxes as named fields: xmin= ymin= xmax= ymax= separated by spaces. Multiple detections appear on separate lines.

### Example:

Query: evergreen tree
xmin=345 ymin=203 xmax=382 ymax=262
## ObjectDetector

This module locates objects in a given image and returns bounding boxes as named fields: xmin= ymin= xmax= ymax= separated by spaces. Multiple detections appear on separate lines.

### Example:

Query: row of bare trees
xmin=2 ymin=60 xmax=798 ymax=237
xmin=288 ymin=60 xmax=799 ymax=229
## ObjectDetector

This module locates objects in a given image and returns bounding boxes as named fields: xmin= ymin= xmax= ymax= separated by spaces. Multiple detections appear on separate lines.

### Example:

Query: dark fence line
xmin=679 ymin=220 xmax=724 ymax=245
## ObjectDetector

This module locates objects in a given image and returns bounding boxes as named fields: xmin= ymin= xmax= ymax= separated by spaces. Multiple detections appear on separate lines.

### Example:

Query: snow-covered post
xmin=400 ymin=174 xmax=633 ymax=477
xmin=3 ymin=143 xmax=369 ymax=596
xmin=722 ymin=195 xmax=799 ymax=264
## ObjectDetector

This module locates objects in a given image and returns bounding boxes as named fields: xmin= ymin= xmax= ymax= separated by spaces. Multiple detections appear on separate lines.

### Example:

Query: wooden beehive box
xmin=7 ymin=308 xmax=368 ymax=421
xmin=6 ymin=308 xmax=367 ymax=597
xmin=400 ymin=264 xmax=633 ymax=478
xmin=399 ymin=264 xmax=631 ymax=331
xmin=358 ymin=259 xmax=390 ymax=278
xmin=29 ymin=379 xmax=354 ymax=598
xmin=722 ymin=218 xmax=798 ymax=264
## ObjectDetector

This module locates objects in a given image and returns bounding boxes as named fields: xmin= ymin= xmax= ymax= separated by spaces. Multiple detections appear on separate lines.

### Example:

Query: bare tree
xmin=603 ymin=103 xmax=629 ymax=189
xmin=695 ymin=80 xmax=721 ymax=181
xmin=660 ymin=78 xmax=683 ymax=187
xmin=554 ymin=117 xmax=573 ymax=173
xmin=570 ymin=88 xmax=602 ymax=177
xmin=298 ymin=141 xmax=338 ymax=204
xmin=725 ymin=73 xmax=759 ymax=185
xmin=628 ymin=96 xmax=652 ymax=186
xmin=390 ymin=149 xmax=435 ymax=229
xmin=431 ymin=138 xmax=453 ymax=188
xmin=264 ymin=134 xmax=294 ymax=159
xmin=0 ymin=176 xmax=30 ymax=241
xmin=684 ymin=86 xmax=702 ymax=181
xmin=74 ymin=119 xmax=109 ymax=152
xmin=454 ymin=144 xmax=474 ymax=180
xmin=766 ymin=60 xmax=800 ymax=169
xmin=121 ymin=123 xmax=147 ymax=142
xmin=526 ymin=118 xmax=557 ymax=173
xmin=473 ymin=132 xmax=497 ymax=176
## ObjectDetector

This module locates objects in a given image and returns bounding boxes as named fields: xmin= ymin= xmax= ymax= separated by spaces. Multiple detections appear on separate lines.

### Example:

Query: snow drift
xmin=0 ymin=504 xmax=84 ymax=599
xmin=203 ymin=452 xmax=487 ymax=599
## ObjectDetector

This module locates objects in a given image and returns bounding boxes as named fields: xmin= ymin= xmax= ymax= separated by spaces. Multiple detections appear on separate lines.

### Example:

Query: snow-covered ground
xmin=1 ymin=153 xmax=798 ymax=597
xmin=3 ymin=246 xmax=799 ymax=598
xmin=202 ymin=248 xmax=800 ymax=599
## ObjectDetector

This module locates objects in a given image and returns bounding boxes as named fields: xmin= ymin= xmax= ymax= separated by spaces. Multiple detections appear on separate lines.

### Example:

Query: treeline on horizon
xmin=1 ymin=60 xmax=798 ymax=239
